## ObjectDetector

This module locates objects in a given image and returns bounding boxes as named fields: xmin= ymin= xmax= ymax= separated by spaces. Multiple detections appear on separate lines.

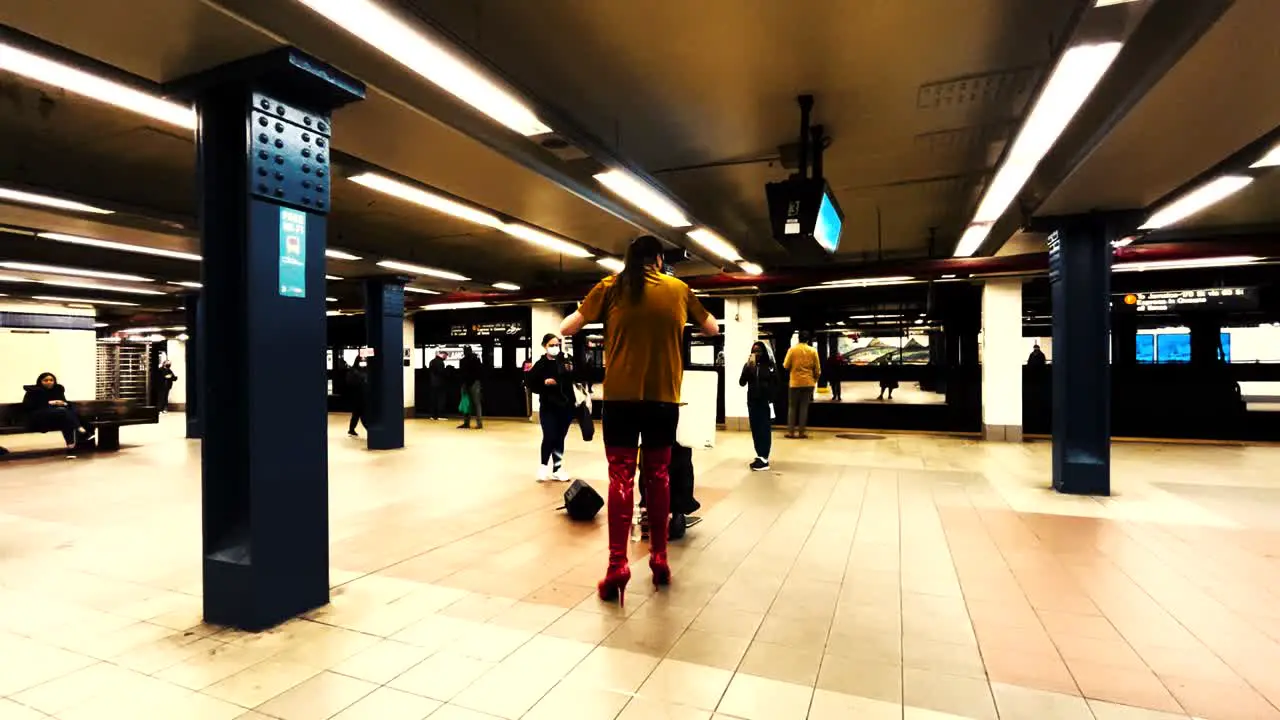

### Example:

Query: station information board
xmin=1117 ymin=287 xmax=1258 ymax=313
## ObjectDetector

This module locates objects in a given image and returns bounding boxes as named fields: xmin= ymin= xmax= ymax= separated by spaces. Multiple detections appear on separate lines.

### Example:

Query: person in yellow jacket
xmin=783 ymin=333 xmax=822 ymax=438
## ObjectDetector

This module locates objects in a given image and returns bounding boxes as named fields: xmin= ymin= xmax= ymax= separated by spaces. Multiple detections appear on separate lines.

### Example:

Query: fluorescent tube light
xmin=686 ymin=228 xmax=742 ymax=262
xmin=1251 ymin=142 xmax=1280 ymax=169
xmin=326 ymin=297 xmax=338 ymax=302
xmin=169 ymin=281 xmax=203 ymax=288
xmin=36 ymin=279 xmax=165 ymax=295
xmin=0 ymin=43 xmax=195 ymax=129
xmin=1111 ymin=236 xmax=1137 ymax=248
xmin=325 ymin=275 xmax=343 ymax=281
xmin=1139 ymin=175 xmax=1254 ymax=230
xmin=326 ymin=310 xmax=342 ymax=316
xmin=0 ymin=186 xmax=113 ymax=214
xmin=594 ymin=170 xmax=691 ymax=227
xmin=34 ymin=295 xmax=139 ymax=307
xmin=295 ymin=0 xmax=550 ymax=136
xmin=0 ymin=261 xmax=151 ymax=282
xmin=37 ymin=232 xmax=200 ymax=261
xmin=404 ymin=286 xmax=440 ymax=295
xmin=501 ymin=224 xmax=592 ymax=257
xmin=377 ymin=259 xmax=470 ymax=281
xmin=421 ymin=301 xmax=487 ymax=311
xmin=325 ymin=248 xmax=362 ymax=261
xmin=492 ymin=282 xmax=521 ymax=291
xmin=739 ymin=261 xmax=764 ymax=276
xmin=758 ymin=316 xmax=791 ymax=324
xmin=849 ymin=314 xmax=905 ymax=320
xmin=1113 ymin=256 xmax=1261 ymax=273
xmin=954 ymin=223 xmax=993 ymax=258
xmin=350 ymin=173 xmax=504 ymax=228
xmin=597 ymin=257 xmax=625 ymax=273
xmin=961 ymin=42 xmax=1122 ymax=254
xmin=1095 ymin=0 xmax=1140 ymax=6
xmin=821 ymin=276 xmax=915 ymax=287
xmin=121 ymin=327 xmax=162 ymax=334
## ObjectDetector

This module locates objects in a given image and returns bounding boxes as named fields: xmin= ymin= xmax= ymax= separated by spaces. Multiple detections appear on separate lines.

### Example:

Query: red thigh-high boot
xmin=599 ymin=447 xmax=637 ymax=604
xmin=641 ymin=446 xmax=673 ymax=587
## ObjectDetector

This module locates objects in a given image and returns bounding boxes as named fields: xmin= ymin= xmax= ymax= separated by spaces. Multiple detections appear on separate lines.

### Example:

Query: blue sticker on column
xmin=278 ymin=207 xmax=307 ymax=298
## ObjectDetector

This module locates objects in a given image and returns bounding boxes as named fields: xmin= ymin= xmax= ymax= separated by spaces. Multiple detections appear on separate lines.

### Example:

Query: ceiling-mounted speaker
xmin=538 ymin=134 xmax=590 ymax=162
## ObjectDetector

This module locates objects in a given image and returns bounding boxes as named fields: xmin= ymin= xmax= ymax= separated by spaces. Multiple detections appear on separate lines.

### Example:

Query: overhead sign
xmin=278 ymin=208 xmax=307 ymax=299
xmin=450 ymin=321 xmax=524 ymax=338
xmin=1119 ymin=287 xmax=1257 ymax=313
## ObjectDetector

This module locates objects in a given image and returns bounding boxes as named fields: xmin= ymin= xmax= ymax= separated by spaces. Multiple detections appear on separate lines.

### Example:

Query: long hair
xmin=35 ymin=372 xmax=57 ymax=386
xmin=751 ymin=341 xmax=774 ymax=370
xmin=608 ymin=235 xmax=664 ymax=307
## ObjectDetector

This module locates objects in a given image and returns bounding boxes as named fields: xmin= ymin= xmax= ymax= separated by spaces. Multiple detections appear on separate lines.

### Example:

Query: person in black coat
xmin=427 ymin=352 xmax=448 ymax=420
xmin=457 ymin=346 xmax=484 ymax=429
xmin=22 ymin=372 xmax=94 ymax=451
xmin=739 ymin=341 xmax=778 ymax=471
xmin=528 ymin=333 xmax=577 ymax=482
xmin=347 ymin=358 xmax=368 ymax=437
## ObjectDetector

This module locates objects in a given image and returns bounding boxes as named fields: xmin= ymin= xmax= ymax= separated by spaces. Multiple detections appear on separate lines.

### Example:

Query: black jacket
xmin=346 ymin=367 xmax=368 ymax=397
xmin=459 ymin=354 xmax=483 ymax=385
xmin=528 ymin=355 xmax=577 ymax=408
xmin=738 ymin=362 xmax=778 ymax=405
xmin=22 ymin=383 xmax=69 ymax=414
xmin=428 ymin=357 xmax=446 ymax=386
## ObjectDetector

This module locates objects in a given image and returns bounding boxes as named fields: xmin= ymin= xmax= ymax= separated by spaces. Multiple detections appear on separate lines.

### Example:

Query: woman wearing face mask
xmin=739 ymin=341 xmax=778 ymax=471
xmin=22 ymin=372 xmax=94 ymax=453
xmin=528 ymin=333 xmax=576 ymax=482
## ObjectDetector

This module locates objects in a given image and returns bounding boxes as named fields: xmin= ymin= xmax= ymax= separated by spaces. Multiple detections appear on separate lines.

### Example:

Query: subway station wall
xmin=0 ymin=303 xmax=96 ymax=403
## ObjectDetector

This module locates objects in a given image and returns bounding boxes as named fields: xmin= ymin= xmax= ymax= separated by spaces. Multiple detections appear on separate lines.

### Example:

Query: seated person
xmin=22 ymin=372 xmax=94 ymax=451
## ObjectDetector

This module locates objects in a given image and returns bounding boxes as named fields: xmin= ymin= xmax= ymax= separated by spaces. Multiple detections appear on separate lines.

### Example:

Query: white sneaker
xmin=552 ymin=468 xmax=569 ymax=482
xmin=537 ymin=465 xmax=549 ymax=483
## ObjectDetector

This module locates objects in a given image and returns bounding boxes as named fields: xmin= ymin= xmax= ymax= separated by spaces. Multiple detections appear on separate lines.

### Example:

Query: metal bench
xmin=0 ymin=399 xmax=160 ymax=456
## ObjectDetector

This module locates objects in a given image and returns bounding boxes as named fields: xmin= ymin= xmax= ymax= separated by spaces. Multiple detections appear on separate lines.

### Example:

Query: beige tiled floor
xmin=2 ymin=414 xmax=1280 ymax=719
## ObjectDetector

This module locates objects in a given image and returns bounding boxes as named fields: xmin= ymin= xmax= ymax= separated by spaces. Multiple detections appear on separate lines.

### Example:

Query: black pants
xmin=830 ymin=377 xmax=841 ymax=400
xmin=429 ymin=385 xmax=446 ymax=419
xmin=31 ymin=407 xmax=90 ymax=445
xmin=461 ymin=382 xmax=483 ymax=427
xmin=602 ymin=401 xmax=678 ymax=449
xmin=748 ymin=400 xmax=772 ymax=459
xmin=539 ymin=403 xmax=574 ymax=468
xmin=349 ymin=399 xmax=366 ymax=433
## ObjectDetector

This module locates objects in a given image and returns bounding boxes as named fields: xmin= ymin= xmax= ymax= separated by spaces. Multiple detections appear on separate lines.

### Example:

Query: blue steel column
xmin=1048 ymin=218 xmax=1114 ymax=496
xmin=180 ymin=49 xmax=364 ymax=631
xmin=184 ymin=293 xmax=201 ymax=439
xmin=364 ymin=277 xmax=407 ymax=450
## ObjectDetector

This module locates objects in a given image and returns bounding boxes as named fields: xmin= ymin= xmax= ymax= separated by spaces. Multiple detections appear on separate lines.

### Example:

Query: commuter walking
xmin=22 ymin=372 xmax=94 ymax=454
xmin=877 ymin=362 xmax=899 ymax=400
xmin=428 ymin=351 xmax=447 ymax=419
xmin=561 ymin=235 xmax=719 ymax=605
xmin=528 ymin=333 xmax=576 ymax=482
xmin=347 ymin=358 xmax=368 ymax=437
xmin=825 ymin=350 xmax=843 ymax=402
xmin=458 ymin=346 xmax=484 ymax=429
xmin=159 ymin=360 xmax=177 ymax=413
xmin=739 ymin=341 xmax=778 ymax=471
xmin=783 ymin=332 xmax=821 ymax=438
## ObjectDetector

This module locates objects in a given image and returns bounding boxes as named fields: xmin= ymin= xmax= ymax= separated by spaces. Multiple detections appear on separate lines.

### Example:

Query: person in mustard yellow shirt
xmin=783 ymin=332 xmax=821 ymax=438
xmin=561 ymin=236 xmax=719 ymax=605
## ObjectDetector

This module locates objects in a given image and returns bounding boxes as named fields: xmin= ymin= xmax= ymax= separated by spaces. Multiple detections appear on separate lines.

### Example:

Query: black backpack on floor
xmin=561 ymin=479 xmax=604 ymax=521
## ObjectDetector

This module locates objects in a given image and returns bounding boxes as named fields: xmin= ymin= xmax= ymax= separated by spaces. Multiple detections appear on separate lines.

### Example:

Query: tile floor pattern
xmin=1 ymin=415 xmax=1279 ymax=719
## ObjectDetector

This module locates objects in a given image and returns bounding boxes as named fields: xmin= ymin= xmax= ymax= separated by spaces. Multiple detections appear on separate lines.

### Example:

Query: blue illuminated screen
xmin=813 ymin=192 xmax=842 ymax=253
xmin=1136 ymin=335 xmax=1155 ymax=363
xmin=1147 ymin=333 xmax=1231 ymax=363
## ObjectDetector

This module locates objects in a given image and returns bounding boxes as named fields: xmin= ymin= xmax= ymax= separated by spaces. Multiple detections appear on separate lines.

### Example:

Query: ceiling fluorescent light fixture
xmin=686 ymin=228 xmax=742 ymax=262
xmin=501 ymin=224 xmax=592 ymax=257
xmin=492 ymin=282 xmax=520 ymax=291
xmin=0 ymin=186 xmax=113 ymax=215
xmin=421 ymin=301 xmax=487 ymax=311
xmin=594 ymin=170 xmax=691 ymax=227
xmin=1095 ymin=0 xmax=1141 ymax=6
xmin=960 ymin=41 xmax=1122 ymax=253
xmin=1250 ymin=142 xmax=1280 ymax=168
xmin=739 ymin=261 xmax=764 ymax=276
xmin=325 ymin=275 xmax=343 ymax=281
xmin=295 ymin=0 xmax=550 ymax=136
xmin=37 ymin=232 xmax=201 ymax=261
xmin=1113 ymin=255 xmax=1261 ymax=273
xmin=169 ymin=281 xmax=202 ymax=288
xmin=376 ymin=259 xmax=470 ymax=281
xmin=37 ymin=279 xmax=165 ymax=295
xmin=597 ymin=257 xmax=625 ymax=273
xmin=326 ymin=297 xmax=338 ymax=302
xmin=954 ymin=223 xmax=994 ymax=258
xmin=1111 ymin=235 xmax=1137 ymax=248
xmin=0 ymin=261 xmax=150 ymax=282
xmin=404 ymin=286 xmax=440 ymax=295
xmin=821 ymin=276 xmax=915 ymax=287
xmin=325 ymin=248 xmax=362 ymax=261
xmin=34 ymin=295 xmax=139 ymax=307
xmin=350 ymin=173 xmax=504 ymax=228
xmin=1139 ymin=175 xmax=1254 ymax=230
xmin=0 ymin=43 xmax=196 ymax=129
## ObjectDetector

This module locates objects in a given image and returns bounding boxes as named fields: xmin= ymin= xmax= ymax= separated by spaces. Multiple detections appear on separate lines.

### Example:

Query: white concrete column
xmin=722 ymin=296 xmax=759 ymax=431
xmin=981 ymin=279 xmax=1024 ymax=441
xmin=403 ymin=316 xmax=416 ymax=416
xmin=530 ymin=304 xmax=568 ymax=416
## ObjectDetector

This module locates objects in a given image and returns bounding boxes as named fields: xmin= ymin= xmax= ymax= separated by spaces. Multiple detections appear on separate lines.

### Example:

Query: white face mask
xmin=547 ymin=346 xmax=561 ymax=357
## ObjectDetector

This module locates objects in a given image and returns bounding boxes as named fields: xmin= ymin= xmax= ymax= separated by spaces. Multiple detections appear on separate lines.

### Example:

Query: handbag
xmin=577 ymin=403 xmax=595 ymax=442
xmin=458 ymin=392 xmax=472 ymax=415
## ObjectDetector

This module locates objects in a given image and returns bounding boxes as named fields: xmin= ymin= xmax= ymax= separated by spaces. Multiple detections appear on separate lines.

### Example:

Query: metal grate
xmin=917 ymin=67 xmax=1040 ymax=111
xmin=95 ymin=340 xmax=152 ymax=401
